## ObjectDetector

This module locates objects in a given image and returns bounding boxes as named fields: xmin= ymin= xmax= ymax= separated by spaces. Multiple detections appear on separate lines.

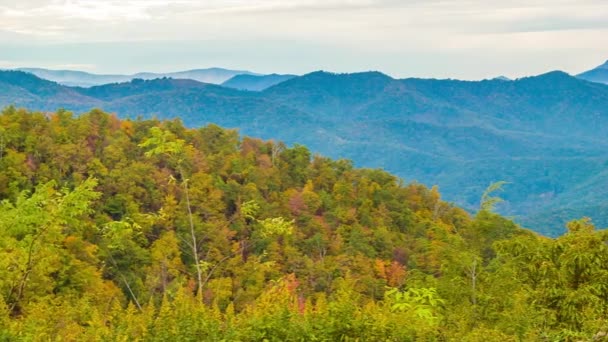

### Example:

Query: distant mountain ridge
xmin=221 ymin=73 xmax=297 ymax=91
xmin=577 ymin=60 xmax=608 ymax=84
xmin=14 ymin=67 xmax=261 ymax=87
xmin=2 ymin=67 xmax=608 ymax=235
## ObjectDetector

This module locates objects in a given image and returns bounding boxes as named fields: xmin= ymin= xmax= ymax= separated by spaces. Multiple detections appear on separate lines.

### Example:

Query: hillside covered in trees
xmin=2 ymin=69 xmax=608 ymax=235
xmin=2 ymin=107 xmax=608 ymax=340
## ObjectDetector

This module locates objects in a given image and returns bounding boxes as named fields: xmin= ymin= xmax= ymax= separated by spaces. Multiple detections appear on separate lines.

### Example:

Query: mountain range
xmin=14 ymin=67 xmax=260 ymax=87
xmin=2 ymin=63 xmax=608 ymax=236
xmin=16 ymin=60 xmax=608 ymax=90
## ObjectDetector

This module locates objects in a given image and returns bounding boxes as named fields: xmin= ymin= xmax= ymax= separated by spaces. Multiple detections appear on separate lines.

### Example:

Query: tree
xmin=479 ymin=181 xmax=508 ymax=213
xmin=0 ymin=178 xmax=102 ymax=314
xmin=139 ymin=127 xmax=205 ymax=300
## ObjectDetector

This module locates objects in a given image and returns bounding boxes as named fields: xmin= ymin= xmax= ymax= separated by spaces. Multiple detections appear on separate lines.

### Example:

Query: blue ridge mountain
xmin=13 ymin=67 xmax=259 ymax=87
xmin=2 ymin=68 xmax=608 ymax=235
xmin=577 ymin=60 xmax=608 ymax=84
xmin=221 ymin=73 xmax=297 ymax=91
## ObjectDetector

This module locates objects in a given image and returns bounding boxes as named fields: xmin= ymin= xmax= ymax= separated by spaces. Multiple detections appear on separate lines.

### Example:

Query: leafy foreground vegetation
xmin=2 ymin=107 xmax=608 ymax=341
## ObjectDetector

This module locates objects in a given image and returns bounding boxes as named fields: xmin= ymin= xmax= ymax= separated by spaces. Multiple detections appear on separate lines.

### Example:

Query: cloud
xmin=2 ymin=0 xmax=607 ymax=40
xmin=1 ymin=0 xmax=183 ymax=21
xmin=0 ymin=0 xmax=606 ymax=79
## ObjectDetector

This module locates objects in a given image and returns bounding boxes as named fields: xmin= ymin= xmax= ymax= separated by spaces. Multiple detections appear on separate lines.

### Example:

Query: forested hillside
xmin=2 ymin=107 xmax=608 ymax=340
xmin=2 ymin=69 xmax=608 ymax=235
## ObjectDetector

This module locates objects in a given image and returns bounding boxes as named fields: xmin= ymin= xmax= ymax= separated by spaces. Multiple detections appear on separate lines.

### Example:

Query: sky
xmin=0 ymin=0 xmax=607 ymax=79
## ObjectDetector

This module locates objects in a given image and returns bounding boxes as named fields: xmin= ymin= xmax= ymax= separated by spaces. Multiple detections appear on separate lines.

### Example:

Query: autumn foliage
xmin=1 ymin=107 xmax=607 ymax=340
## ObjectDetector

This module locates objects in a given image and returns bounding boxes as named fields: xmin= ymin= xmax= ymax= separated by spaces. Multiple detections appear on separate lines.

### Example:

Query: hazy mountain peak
xmin=291 ymin=71 xmax=395 ymax=86
xmin=76 ymin=76 xmax=229 ymax=102
xmin=0 ymin=70 xmax=63 ymax=94
xmin=537 ymin=70 xmax=571 ymax=78
xmin=264 ymin=70 xmax=395 ymax=97
xmin=1 ymin=70 xmax=46 ymax=83
xmin=576 ymin=59 xmax=608 ymax=84
xmin=127 ymin=77 xmax=205 ymax=86
xmin=523 ymin=70 xmax=579 ymax=85
xmin=10 ymin=67 xmax=260 ymax=87
xmin=301 ymin=70 xmax=391 ymax=79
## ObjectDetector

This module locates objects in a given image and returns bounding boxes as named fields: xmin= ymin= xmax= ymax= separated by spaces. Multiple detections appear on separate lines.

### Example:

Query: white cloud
xmin=2 ymin=0 xmax=608 ymax=39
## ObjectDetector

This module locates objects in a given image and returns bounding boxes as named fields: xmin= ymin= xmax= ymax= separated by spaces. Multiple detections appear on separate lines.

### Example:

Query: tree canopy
xmin=0 ymin=107 xmax=607 ymax=340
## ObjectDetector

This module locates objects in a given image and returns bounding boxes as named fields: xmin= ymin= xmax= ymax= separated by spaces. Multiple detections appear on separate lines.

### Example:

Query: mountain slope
xmin=0 ymin=71 xmax=102 ymax=110
xmin=2 ymin=69 xmax=608 ymax=235
xmin=5 ymin=110 xmax=608 ymax=341
xmin=77 ymin=77 xmax=220 ymax=101
xmin=222 ymin=73 xmax=297 ymax=91
xmin=16 ymin=68 xmax=129 ymax=87
xmin=577 ymin=60 xmax=608 ymax=84
xmin=261 ymin=71 xmax=608 ymax=235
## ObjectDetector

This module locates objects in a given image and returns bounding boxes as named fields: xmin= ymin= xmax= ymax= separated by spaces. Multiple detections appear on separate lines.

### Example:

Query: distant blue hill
xmin=2 ymin=67 xmax=608 ymax=236
xmin=577 ymin=60 xmax=608 ymax=84
xmin=14 ymin=67 xmax=259 ymax=87
xmin=222 ymin=73 xmax=296 ymax=91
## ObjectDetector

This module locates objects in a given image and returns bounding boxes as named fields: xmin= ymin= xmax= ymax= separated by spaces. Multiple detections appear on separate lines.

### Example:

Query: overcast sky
xmin=0 ymin=0 xmax=606 ymax=79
